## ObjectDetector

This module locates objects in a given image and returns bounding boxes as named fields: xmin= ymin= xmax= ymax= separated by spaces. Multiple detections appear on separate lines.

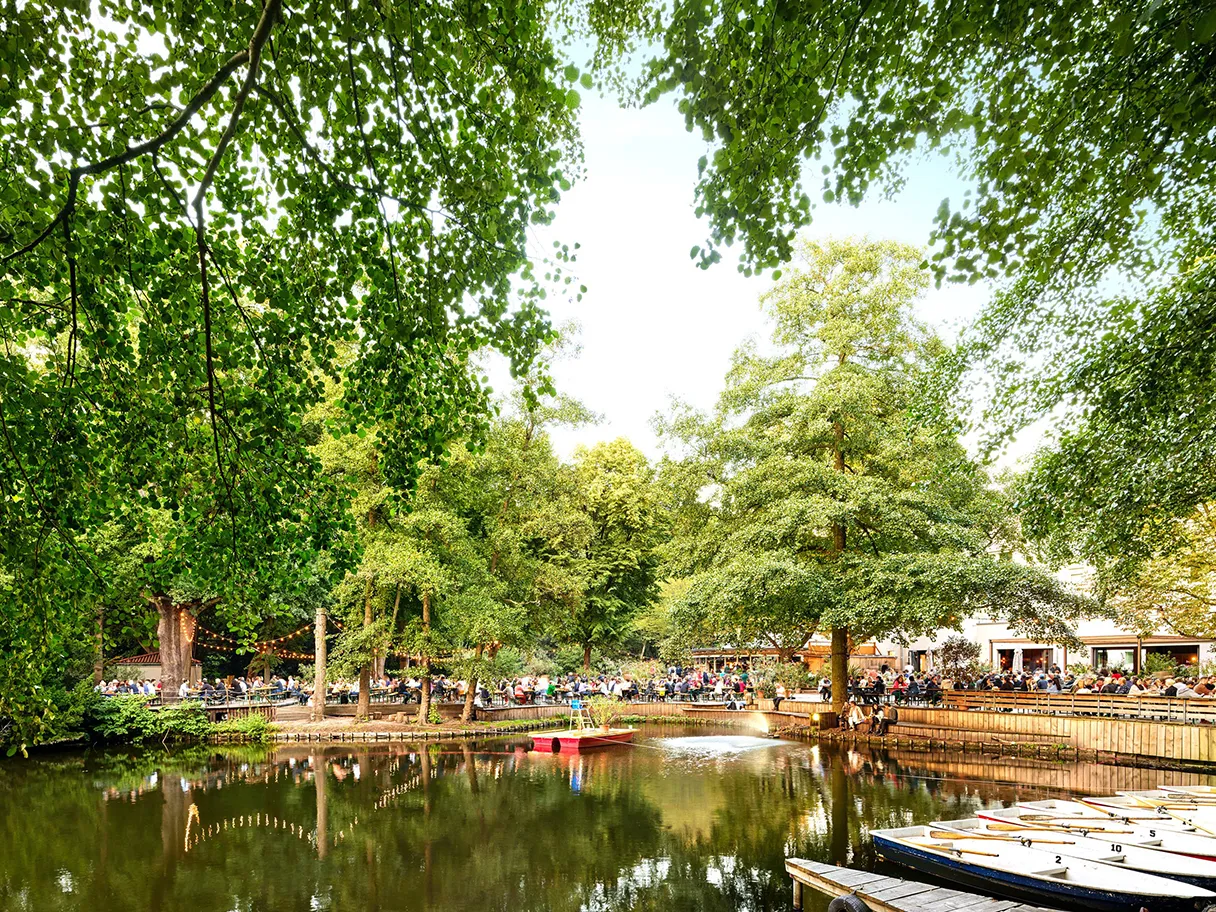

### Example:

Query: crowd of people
xmin=95 ymin=666 xmax=763 ymax=708
xmin=98 ymin=660 xmax=1212 ymax=718
xmin=967 ymin=667 xmax=1216 ymax=698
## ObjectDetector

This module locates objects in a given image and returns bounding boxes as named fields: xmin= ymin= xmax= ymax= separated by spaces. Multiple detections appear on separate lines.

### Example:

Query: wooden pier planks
xmin=785 ymin=858 xmax=1062 ymax=912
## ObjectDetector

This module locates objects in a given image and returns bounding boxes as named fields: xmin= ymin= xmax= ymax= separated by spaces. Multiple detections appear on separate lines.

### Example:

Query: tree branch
xmin=193 ymin=0 xmax=282 ymax=207
xmin=3 ymin=50 xmax=251 ymax=265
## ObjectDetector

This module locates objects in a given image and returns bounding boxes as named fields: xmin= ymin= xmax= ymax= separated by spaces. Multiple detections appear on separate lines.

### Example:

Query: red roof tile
xmin=112 ymin=651 xmax=202 ymax=666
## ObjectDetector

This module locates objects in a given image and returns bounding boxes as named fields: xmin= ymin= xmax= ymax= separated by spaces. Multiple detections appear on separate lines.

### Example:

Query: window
xmin=1092 ymin=648 xmax=1136 ymax=671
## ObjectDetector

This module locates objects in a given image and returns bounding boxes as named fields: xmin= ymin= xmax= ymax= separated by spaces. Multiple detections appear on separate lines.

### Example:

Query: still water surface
xmin=3 ymin=724 xmax=1215 ymax=912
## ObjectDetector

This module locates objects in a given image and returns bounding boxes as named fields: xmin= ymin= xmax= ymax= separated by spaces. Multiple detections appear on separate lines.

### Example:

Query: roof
xmin=112 ymin=651 xmax=202 ymax=666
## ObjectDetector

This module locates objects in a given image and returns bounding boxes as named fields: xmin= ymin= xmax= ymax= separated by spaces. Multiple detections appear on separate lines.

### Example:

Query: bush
xmin=1142 ymin=652 xmax=1181 ymax=676
xmin=773 ymin=662 xmax=813 ymax=691
xmin=211 ymin=713 xmax=275 ymax=742
xmin=489 ymin=647 xmax=526 ymax=679
xmin=554 ymin=645 xmax=613 ymax=675
xmin=522 ymin=652 xmax=560 ymax=678
xmin=84 ymin=693 xmax=211 ymax=743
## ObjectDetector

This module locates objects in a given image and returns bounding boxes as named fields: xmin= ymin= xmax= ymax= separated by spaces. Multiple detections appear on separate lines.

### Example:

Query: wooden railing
xmin=943 ymin=690 xmax=1216 ymax=724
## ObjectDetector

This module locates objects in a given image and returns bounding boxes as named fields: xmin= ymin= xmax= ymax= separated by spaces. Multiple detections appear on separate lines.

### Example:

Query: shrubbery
xmin=2 ymin=682 xmax=277 ymax=748
xmin=82 ymin=689 xmax=212 ymax=742
xmin=211 ymin=712 xmax=274 ymax=741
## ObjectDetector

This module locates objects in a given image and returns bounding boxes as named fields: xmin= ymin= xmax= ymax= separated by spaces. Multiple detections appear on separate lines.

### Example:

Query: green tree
xmin=661 ymin=238 xmax=1086 ymax=712
xmin=562 ymin=439 xmax=666 ymax=673
xmin=0 ymin=0 xmax=643 ymax=744
xmin=1017 ymin=259 xmax=1216 ymax=614
xmin=642 ymin=0 xmax=1216 ymax=604
xmin=647 ymin=0 xmax=1213 ymax=291
xmin=446 ymin=388 xmax=594 ymax=718
xmin=1094 ymin=504 xmax=1216 ymax=640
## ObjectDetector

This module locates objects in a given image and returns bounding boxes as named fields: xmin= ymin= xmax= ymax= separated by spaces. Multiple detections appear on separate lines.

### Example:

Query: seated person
xmin=872 ymin=705 xmax=890 ymax=736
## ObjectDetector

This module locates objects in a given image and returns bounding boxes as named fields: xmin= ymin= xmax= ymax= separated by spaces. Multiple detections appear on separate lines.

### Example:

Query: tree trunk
xmin=313 ymin=604 xmax=327 ymax=722
xmin=418 ymin=590 xmax=432 ymax=724
xmin=356 ymin=577 xmax=373 ymax=721
xmin=831 ymin=626 xmax=849 ymax=714
xmin=155 ymin=600 xmax=197 ymax=702
xmin=583 ymin=642 xmax=592 ymax=674
xmin=830 ymin=411 xmax=849 ymax=714
xmin=461 ymin=643 xmax=482 ymax=722
xmin=374 ymin=584 xmax=401 ymax=679
xmin=93 ymin=608 xmax=105 ymax=684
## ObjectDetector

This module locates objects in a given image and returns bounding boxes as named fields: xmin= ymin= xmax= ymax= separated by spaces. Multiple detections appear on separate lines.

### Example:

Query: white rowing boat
xmin=1021 ymin=797 xmax=1193 ymax=826
xmin=978 ymin=805 xmax=1216 ymax=859
xmin=871 ymin=825 xmax=1216 ymax=912
xmin=935 ymin=817 xmax=1216 ymax=888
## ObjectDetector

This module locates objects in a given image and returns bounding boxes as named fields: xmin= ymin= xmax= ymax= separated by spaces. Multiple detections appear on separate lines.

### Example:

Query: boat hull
xmin=531 ymin=729 xmax=635 ymax=752
xmin=873 ymin=834 xmax=1212 ymax=912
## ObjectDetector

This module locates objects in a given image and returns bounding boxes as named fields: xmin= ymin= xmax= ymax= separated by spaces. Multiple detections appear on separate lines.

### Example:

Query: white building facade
xmin=879 ymin=565 xmax=1216 ymax=675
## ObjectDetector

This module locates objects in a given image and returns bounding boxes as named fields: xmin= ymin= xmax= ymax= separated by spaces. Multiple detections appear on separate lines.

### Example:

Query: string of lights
xmin=193 ymin=638 xmax=317 ymax=660
xmin=194 ymin=622 xmax=314 ymax=649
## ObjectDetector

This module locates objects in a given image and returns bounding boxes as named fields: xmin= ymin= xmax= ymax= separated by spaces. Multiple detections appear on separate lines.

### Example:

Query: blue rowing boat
xmin=871 ymin=825 xmax=1216 ymax=912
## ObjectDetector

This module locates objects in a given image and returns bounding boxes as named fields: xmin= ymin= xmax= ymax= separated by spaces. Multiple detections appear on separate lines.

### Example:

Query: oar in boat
xmin=987 ymin=821 xmax=1136 ymax=834
xmin=927 ymin=830 xmax=1078 ymax=845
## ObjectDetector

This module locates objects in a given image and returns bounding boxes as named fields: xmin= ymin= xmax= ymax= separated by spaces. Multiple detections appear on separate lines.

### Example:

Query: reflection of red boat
xmin=532 ymin=728 xmax=635 ymax=752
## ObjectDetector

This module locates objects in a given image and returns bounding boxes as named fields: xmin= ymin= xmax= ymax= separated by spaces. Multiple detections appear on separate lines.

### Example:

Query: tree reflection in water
xmin=1 ymin=727 xmax=1215 ymax=912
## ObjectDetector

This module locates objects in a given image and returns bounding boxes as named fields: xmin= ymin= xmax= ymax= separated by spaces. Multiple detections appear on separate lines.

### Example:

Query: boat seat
xmin=1030 ymin=865 xmax=1069 ymax=877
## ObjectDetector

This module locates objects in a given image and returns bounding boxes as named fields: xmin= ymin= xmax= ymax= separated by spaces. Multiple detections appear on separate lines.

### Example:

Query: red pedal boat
xmin=531 ymin=698 xmax=636 ymax=752
xmin=532 ymin=727 xmax=635 ymax=752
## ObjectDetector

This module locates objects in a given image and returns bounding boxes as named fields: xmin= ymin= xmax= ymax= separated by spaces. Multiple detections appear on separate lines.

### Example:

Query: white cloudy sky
xmin=494 ymin=89 xmax=1009 ymax=462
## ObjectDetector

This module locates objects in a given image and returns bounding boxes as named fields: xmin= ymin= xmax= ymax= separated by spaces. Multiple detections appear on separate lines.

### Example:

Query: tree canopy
xmin=642 ymin=0 xmax=1216 ymax=627
xmin=0 ymin=0 xmax=645 ymax=744
xmin=660 ymin=238 xmax=1087 ymax=710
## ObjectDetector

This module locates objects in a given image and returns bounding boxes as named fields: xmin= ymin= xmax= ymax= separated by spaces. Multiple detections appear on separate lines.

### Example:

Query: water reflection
xmin=1 ymin=728 xmax=1214 ymax=912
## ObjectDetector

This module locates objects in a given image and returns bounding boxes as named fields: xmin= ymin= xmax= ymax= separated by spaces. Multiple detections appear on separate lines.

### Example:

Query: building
xmin=886 ymin=565 xmax=1216 ymax=675
xmin=109 ymin=651 xmax=203 ymax=685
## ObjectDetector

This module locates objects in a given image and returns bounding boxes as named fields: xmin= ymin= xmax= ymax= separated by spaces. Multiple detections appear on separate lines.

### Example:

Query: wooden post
xmin=791 ymin=878 xmax=802 ymax=910
xmin=313 ymin=604 xmax=327 ymax=722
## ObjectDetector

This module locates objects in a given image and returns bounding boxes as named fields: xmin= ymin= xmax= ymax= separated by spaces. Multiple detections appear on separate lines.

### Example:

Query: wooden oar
xmin=1164 ymin=807 xmax=1216 ymax=838
xmin=983 ymin=821 xmax=1135 ymax=834
xmin=910 ymin=840 xmax=1002 ymax=859
xmin=928 ymin=830 xmax=1076 ymax=845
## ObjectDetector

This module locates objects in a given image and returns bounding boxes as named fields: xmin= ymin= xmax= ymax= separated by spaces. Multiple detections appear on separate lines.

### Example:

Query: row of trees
xmin=5 ymin=0 xmax=1212 ymax=744
xmin=315 ymin=379 xmax=665 ymax=722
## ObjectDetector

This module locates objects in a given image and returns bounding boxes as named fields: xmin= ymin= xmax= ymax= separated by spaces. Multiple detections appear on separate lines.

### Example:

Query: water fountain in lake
xmin=654 ymin=734 xmax=789 ymax=754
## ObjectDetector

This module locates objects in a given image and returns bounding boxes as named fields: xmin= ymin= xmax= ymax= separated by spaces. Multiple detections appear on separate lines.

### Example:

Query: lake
xmin=2 ymin=724 xmax=1214 ymax=912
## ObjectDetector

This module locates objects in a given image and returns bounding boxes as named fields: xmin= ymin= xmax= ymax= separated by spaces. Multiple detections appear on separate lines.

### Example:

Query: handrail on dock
xmin=943 ymin=691 xmax=1216 ymax=724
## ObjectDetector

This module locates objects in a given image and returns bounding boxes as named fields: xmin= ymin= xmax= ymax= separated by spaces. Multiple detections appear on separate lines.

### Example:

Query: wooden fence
xmin=896 ymin=704 xmax=1216 ymax=766
xmin=943 ymin=691 xmax=1216 ymax=724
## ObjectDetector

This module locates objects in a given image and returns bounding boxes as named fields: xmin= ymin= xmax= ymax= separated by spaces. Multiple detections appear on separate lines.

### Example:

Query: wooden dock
xmin=785 ymin=859 xmax=1061 ymax=912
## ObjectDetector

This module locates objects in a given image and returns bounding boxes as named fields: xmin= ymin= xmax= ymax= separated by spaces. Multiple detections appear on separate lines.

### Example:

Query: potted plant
xmin=750 ymin=662 xmax=775 ymax=699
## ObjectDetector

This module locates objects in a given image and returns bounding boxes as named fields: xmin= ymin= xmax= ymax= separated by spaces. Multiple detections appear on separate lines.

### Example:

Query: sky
xmin=496 ymin=89 xmax=1000 ymax=462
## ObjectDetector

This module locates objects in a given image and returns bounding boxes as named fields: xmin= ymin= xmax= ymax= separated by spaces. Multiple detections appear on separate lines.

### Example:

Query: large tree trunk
xmin=356 ymin=577 xmax=373 ymax=721
xmin=461 ymin=643 xmax=483 ymax=722
xmin=155 ymin=600 xmax=197 ymax=702
xmin=583 ymin=642 xmax=592 ymax=675
xmin=831 ymin=626 xmax=849 ymax=714
xmin=93 ymin=607 xmax=105 ymax=684
xmin=418 ymin=590 xmax=432 ymax=724
xmin=312 ymin=605 xmax=327 ymax=722
xmin=830 ymin=410 xmax=849 ymax=715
